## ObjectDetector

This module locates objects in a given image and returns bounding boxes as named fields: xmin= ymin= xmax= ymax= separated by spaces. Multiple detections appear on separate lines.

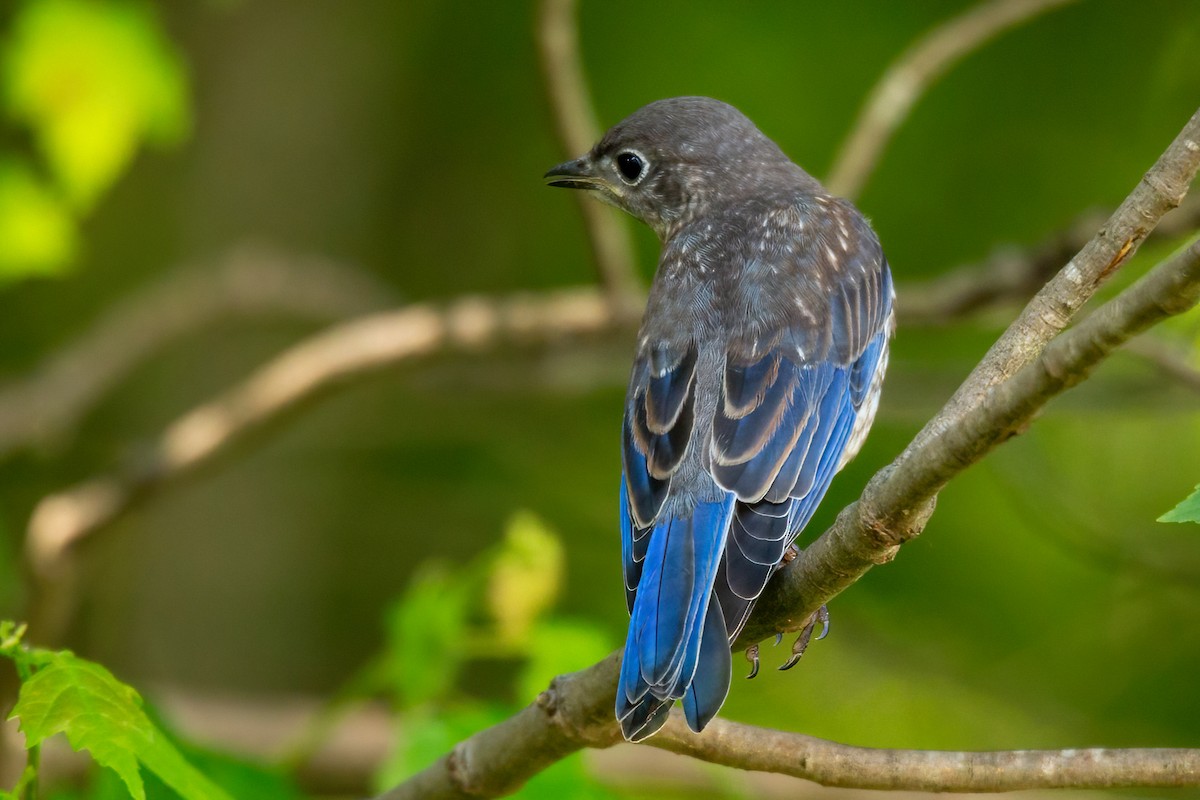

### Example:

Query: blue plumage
xmin=546 ymin=97 xmax=893 ymax=740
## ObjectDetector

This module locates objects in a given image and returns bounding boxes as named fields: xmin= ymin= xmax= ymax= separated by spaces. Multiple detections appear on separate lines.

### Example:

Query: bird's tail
xmin=616 ymin=499 xmax=734 ymax=741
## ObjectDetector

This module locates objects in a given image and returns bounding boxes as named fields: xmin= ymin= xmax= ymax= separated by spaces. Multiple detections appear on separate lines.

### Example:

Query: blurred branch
xmin=21 ymin=287 xmax=630 ymax=644
xmin=1124 ymin=335 xmax=1200 ymax=393
xmin=377 ymin=108 xmax=1200 ymax=799
xmin=0 ymin=244 xmax=393 ymax=460
xmin=895 ymin=193 xmax=1200 ymax=326
xmin=826 ymin=0 xmax=1077 ymax=199
xmin=536 ymin=0 xmax=643 ymax=315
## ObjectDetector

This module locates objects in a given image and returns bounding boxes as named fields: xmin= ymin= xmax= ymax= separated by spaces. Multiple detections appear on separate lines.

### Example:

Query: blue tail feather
xmin=617 ymin=498 xmax=734 ymax=738
xmin=683 ymin=591 xmax=732 ymax=733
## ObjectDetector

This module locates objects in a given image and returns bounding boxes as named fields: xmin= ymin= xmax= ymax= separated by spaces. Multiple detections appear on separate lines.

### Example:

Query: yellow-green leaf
xmin=487 ymin=512 xmax=564 ymax=646
xmin=3 ymin=0 xmax=190 ymax=209
xmin=0 ymin=159 xmax=77 ymax=280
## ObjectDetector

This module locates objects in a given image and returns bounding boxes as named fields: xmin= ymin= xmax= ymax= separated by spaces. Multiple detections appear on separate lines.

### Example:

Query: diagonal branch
xmin=21 ymin=289 xmax=629 ymax=645
xmin=826 ymin=0 xmax=1078 ymax=199
xmin=536 ymin=0 xmax=642 ymax=314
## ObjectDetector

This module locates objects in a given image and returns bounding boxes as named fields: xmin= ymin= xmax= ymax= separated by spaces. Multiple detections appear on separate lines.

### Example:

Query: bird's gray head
xmin=545 ymin=97 xmax=813 ymax=240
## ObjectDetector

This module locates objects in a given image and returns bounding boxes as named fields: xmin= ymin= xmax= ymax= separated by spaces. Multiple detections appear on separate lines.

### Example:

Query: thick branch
xmin=826 ymin=0 xmax=1078 ymax=199
xmin=536 ymin=0 xmax=642 ymax=312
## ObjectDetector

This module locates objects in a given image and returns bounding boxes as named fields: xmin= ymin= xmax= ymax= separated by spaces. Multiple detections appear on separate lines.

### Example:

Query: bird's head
xmin=545 ymin=96 xmax=807 ymax=240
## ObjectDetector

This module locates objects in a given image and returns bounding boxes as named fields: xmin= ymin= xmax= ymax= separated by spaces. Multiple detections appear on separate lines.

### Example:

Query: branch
xmin=745 ymin=235 xmax=1200 ymax=643
xmin=0 ymin=245 xmax=392 ymax=459
xmin=652 ymin=715 xmax=1200 ymax=792
xmin=1124 ymin=334 xmax=1200 ymax=394
xmin=20 ymin=288 xmax=631 ymax=644
xmin=905 ymin=107 xmax=1200 ymax=453
xmin=536 ymin=0 xmax=642 ymax=313
xmin=826 ymin=0 xmax=1078 ymax=199
xmin=377 ymin=108 xmax=1200 ymax=798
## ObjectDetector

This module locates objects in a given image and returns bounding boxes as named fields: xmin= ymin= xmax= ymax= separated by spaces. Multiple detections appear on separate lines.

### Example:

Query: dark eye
xmin=616 ymin=151 xmax=645 ymax=184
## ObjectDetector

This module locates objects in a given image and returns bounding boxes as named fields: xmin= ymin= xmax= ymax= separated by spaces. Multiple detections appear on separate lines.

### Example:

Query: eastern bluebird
xmin=546 ymin=97 xmax=893 ymax=741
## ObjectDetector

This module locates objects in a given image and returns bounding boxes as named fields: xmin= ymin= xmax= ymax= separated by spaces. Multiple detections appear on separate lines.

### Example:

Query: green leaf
xmin=383 ymin=563 xmax=473 ymax=708
xmin=3 ymin=0 xmax=190 ymax=209
xmin=9 ymin=651 xmax=232 ymax=800
xmin=1159 ymin=483 xmax=1200 ymax=524
xmin=0 ymin=159 xmax=77 ymax=281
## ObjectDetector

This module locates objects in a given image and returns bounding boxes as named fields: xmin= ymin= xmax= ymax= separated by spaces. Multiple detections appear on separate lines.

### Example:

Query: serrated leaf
xmin=1159 ymin=483 xmax=1200 ymax=524
xmin=3 ymin=0 xmax=190 ymax=209
xmin=9 ymin=652 xmax=232 ymax=800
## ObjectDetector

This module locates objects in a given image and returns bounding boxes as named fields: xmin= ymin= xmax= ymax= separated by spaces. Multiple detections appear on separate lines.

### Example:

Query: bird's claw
xmin=773 ymin=632 xmax=783 ymax=646
xmin=745 ymin=644 xmax=760 ymax=679
xmin=815 ymin=604 xmax=830 ymax=641
xmin=778 ymin=604 xmax=830 ymax=671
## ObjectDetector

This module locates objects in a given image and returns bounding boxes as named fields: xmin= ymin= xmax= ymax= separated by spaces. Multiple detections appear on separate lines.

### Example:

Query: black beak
xmin=544 ymin=157 xmax=603 ymax=190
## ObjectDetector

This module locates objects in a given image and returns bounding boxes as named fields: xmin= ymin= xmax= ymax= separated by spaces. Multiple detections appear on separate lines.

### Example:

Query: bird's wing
xmin=710 ymin=205 xmax=893 ymax=639
xmin=619 ymin=339 xmax=698 ymax=613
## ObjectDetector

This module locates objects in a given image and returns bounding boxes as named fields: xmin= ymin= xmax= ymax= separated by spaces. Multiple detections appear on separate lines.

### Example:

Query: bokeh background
xmin=1 ymin=1 xmax=1199 ymax=798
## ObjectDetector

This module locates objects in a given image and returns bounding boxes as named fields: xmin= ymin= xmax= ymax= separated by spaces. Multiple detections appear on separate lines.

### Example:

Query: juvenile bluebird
xmin=545 ymin=97 xmax=893 ymax=741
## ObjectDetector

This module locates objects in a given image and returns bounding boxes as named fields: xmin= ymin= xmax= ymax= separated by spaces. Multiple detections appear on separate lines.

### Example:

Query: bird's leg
xmin=744 ymin=644 xmax=761 ymax=679
xmin=778 ymin=604 xmax=830 ymax=671
xmin=780 ymin=544 xmax=799 ymax=564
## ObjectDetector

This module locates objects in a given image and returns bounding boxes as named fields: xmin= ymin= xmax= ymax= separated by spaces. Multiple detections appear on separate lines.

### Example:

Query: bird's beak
xmin=544 ymin=156 xmax=604 ymax=190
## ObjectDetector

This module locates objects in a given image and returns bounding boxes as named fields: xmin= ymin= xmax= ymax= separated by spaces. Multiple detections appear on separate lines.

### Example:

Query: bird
xmin=545 ymin=97 xmax=893 ymax=742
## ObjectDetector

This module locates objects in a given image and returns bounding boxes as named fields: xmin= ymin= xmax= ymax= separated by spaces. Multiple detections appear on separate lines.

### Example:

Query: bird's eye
xmin=616 ymin=151 xmax=646 ymax=184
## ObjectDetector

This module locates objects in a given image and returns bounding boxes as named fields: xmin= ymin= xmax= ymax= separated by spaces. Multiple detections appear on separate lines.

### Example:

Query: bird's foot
xmin=780 ymin=544 xmax=799 ymax=565
xmin=779 ymin=604 xmax=830 ymax=671
xmin=745 ymin=644 xmax=760 ymax=679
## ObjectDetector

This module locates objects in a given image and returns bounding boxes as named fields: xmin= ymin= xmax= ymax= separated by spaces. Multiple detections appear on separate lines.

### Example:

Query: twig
xmin=1124 ymin=335 xmax=1200 ymax=393
xmin=21 ymin=288 xmax=630 ymax=644
xmin=0 ymin=244 xmax=392 ymax=459
xmin=826 ymin=0 xmax=1078 ymax=199
xmin=536 ymin=0 xmax=642 ymax=314
xmin=377 ymin=109 xmax=1200 ymax=799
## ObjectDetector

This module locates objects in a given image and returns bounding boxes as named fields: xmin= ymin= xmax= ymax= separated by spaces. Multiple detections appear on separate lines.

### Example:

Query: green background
xmin=2 ymin=1 xmax=1200 ymax=797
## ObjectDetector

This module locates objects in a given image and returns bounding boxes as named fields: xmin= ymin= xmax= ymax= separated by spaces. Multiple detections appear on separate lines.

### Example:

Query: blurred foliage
xmin=0 ymin=158 xmax=76 ymax=278
xmin=0 ymin=0 xmax=189 ymax=281
xmin=367 ymin=513 xmax=614 ymax=798
xmin=1160 ymin=484 xmax=1200 ymax=524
